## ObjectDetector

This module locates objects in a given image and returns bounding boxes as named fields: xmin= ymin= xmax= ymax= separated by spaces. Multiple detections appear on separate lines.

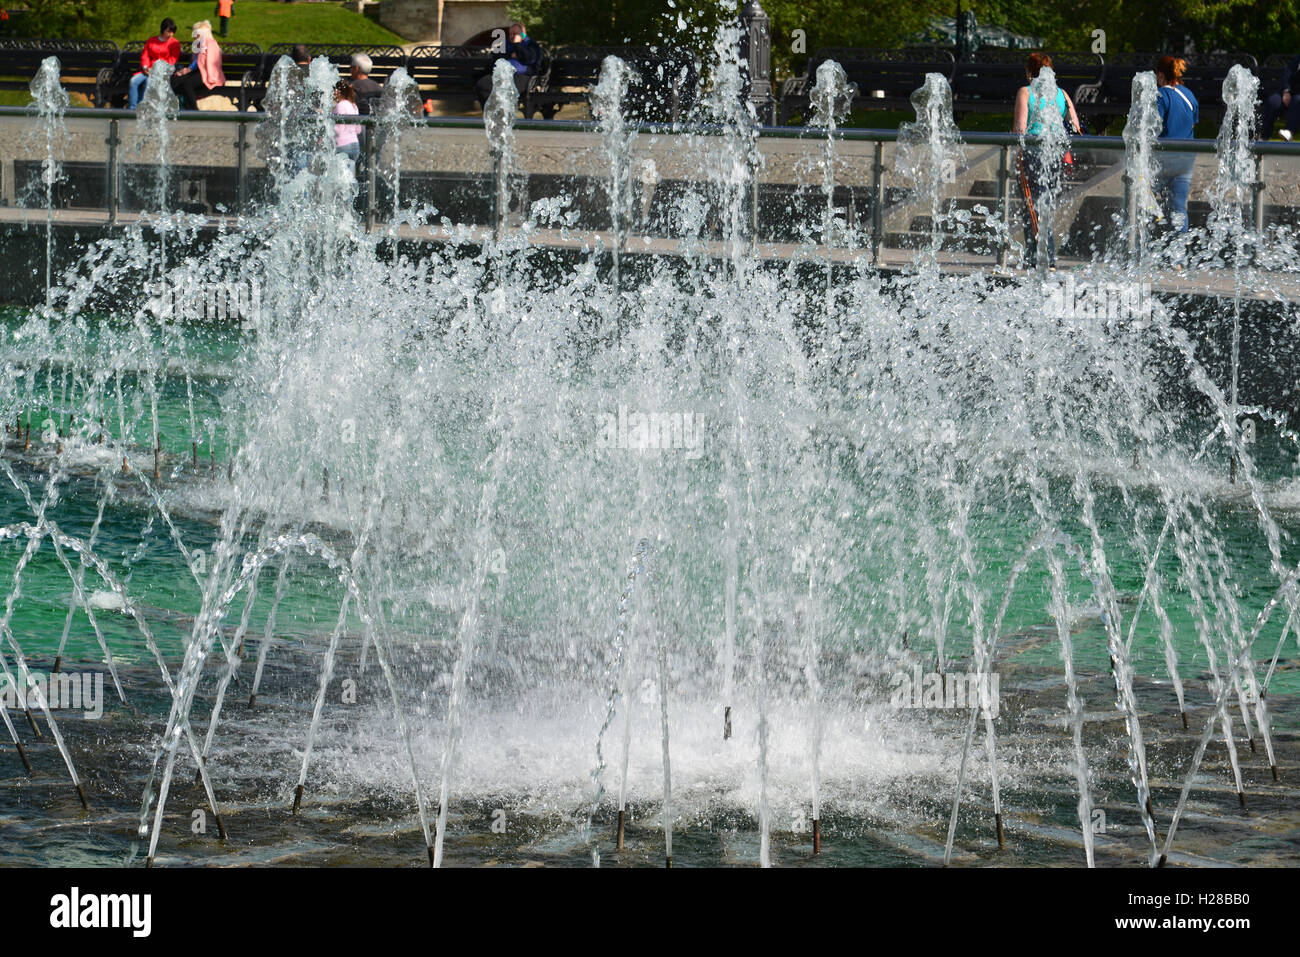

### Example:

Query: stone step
xmin=885 ymin=230 xmax=1004 ymax=253
xmin=908 ymin=214 xmax=1003 ymax=236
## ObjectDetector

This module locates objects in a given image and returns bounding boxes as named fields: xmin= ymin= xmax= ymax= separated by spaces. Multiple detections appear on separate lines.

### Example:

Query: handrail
xmin=4 ymin=104 xmax=1300 ymax=154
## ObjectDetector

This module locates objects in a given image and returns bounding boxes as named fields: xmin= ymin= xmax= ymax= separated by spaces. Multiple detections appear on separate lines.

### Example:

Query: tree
xmin=759 ymin=0 xmax=949 ymax=76
xmin=506 ymin=0 xmax=1300 ymax=79
xmin=969 ymin=0 xmax=1300 ymax=54
xmin=16 ymin=0 xmax=163 ymax=40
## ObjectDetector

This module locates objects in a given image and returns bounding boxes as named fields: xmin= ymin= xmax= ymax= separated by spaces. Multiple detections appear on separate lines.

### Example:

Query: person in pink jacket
xmin=170 ymin=20 xmax=226 ymax=109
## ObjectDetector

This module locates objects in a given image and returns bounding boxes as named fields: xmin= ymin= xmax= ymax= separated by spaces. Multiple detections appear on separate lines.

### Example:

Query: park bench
xmin=616 ymin=50 xmax=697 ymax=122
xmin=1175 ymin=52 xmax=1258 ymax=121
xmin=242 ymin=43 xmax=409 ymax=111
xmin=778 ymin=47 xmax=955 ymax=124
xmin=1258 ymin=53 xmax=1296 ymax=98
xmin=529 ymin=45 xmax=639 ymax=119
xmin=266 ymin=42 xmax=409 ymax=81
xmin=950 ymin=49 xmax=1102 ymax=126
xmin=1087 ymin=51 xmax=1257 ymax=123
xmin=96 ymin=41 xmax=264 ymax=109
xmin=0 ymin=38 xmax=121 ymax=105
xmin=527 ymin=46 xmax=695 ymax=122
xmin=405 ymin=45 xmax=495 ymax=112
xmin=406 ymin=43 xmax=557 ymax=116
xmin=948 ymin=49 xmax=1100 ymax=116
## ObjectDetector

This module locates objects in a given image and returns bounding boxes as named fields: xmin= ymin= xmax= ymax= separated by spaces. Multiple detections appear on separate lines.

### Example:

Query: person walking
xmin=1154 ymin=55 xmax=1199 ymax=233
xmin=216 ymin=0 xmax=234 ymax=38
xmin=1012 ymin=52 xmax=1082 ymax=270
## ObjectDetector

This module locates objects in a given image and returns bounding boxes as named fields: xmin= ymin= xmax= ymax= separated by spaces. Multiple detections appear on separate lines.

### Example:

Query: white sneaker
xmin=1281 ymin=129 xmax=1293 ymax=141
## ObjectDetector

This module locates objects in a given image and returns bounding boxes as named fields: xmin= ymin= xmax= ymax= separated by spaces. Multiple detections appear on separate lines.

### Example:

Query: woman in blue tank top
xmin=1155 ymin=55 xmax=1199 ymax=233
xmin=1026 ymin=87 xmax=1067 ymax=136
xmin=1013 ymin=53 xmax=1082 ymax=270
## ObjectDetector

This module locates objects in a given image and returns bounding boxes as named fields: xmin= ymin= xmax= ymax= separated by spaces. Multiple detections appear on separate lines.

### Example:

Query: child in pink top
xmin=334 ymin=82 xmax=361 ymax=161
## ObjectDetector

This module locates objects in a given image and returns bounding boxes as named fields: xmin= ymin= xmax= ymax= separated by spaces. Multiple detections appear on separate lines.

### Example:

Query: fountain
xmin=0 ymin=46 xmax=1297 ymax=872
xmin=898 ymin=72 xmax=964 ymax=261
xmin=27 ymin=57 xmax=69 ymax=307
xmin=590 ymin=55 xmax=638 ymax=296
xmin=1122 ymin=71 xmax=1163 ymax=258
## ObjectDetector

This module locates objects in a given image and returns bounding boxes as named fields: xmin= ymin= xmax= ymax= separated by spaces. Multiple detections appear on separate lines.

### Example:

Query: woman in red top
xmin=170 ymin=20 xmax=226 ymax=110
xmin=129 ymin=18 xmax=181 ymax=109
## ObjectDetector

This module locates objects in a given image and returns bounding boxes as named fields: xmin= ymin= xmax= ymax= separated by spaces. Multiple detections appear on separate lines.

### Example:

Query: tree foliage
xmin=507 ymin=0 xmax=1300 ymax=78
xmin=974 ymin=0 xmax=1300 ymax=55
xmin=13 ymin=0 xmax=164 ymax=40
xmin=759 ymin=0 xmax=948 ymax=76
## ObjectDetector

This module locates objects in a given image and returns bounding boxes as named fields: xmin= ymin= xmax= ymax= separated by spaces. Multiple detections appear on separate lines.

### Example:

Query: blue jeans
xmin=128 ymin=72 xmax=149 ymax=109
xmin=1158 ymin=153 xmax=1195 ymax=233
xmin=336 ymin=142 xmax=360 ymax=162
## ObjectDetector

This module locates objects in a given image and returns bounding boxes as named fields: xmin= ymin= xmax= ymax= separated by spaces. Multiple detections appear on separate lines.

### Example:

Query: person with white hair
xmin=170 ymin=20 xmax=226 ymax=109
xmin=350 ymin=52 xmax=382 ymax=115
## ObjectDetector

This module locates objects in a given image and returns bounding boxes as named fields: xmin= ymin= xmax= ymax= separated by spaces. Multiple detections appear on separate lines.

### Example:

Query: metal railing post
xmin=105 ymin=118 xmax=120 ymax=226
xmin=996 ymin=144 xmax=1011 ymax=268
xmin=491 ymin=147 xmax=505 ymax=239
xmin=365 ymin=126 xmax=378 ymax=232
xmin=236 ymin=120 xmax=248 ymax=214
xmin=870 ymin=140 xmax=885 ymax=265
xmin=1122 ymin=171 xmax=1138 ymax=264
xmin=1251 ymin=154 xmax=1265 ymax=234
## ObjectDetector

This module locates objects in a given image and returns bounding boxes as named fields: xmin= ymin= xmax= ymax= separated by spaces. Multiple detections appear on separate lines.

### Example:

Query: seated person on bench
xmin=170 ymin=20 xmax=225 ymax=110
xmin=475 ymin=22 xmax=541 ymax=109
xmin=1262 ymin=53 xmax=1300 ymax=141
xmin=130 ymin=18 xmax=181 ymax=109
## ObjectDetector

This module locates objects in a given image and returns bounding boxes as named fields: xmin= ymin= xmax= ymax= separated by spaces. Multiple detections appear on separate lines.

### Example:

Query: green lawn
xmin=116 ymin=1 xmax=408 ymax=48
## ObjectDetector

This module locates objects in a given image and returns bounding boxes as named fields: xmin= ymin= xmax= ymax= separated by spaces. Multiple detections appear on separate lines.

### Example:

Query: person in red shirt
xmin=130 ymin=18 xmax=181 ymax=109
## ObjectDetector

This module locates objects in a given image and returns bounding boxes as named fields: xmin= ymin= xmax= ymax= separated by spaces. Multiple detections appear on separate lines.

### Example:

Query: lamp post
xmin=740 ymin=0 xmax=774 ymax=124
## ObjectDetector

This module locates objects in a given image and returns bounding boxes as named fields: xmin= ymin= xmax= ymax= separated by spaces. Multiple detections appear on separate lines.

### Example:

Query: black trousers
xmin=171 ymin=70 xmax=207 ymax=110
xmin=474 ymin=72 xmax=530 ymax=109
xmin=1018 ymin=148 xmax=1062 ymax=267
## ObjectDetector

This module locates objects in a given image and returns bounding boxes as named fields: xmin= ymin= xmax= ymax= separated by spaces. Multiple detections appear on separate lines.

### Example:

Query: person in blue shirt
xmin=1155 ymin=55 xmax=1199 ymax=233
xmin=1012 ymin=53 xmax=1082 ymax=270
xmin=474 ymin=22 xmax=543 ymax=110
xmin=1260 ymin=53 xmax=1300 ymax=141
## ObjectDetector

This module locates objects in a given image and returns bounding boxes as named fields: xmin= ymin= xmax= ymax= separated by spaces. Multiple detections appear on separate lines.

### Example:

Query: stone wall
xmin=443 ymin=1 xmax=511 ymax=45
xmin=378 ymin=0 xmax=438 ymax=42
xmin=378 ymin=0 xmax=511 ymax=43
